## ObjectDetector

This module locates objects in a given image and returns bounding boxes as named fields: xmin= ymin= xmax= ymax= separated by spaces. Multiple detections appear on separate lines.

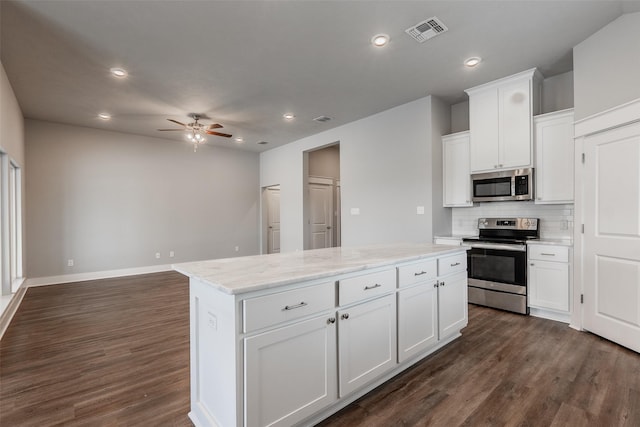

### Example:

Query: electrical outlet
xmin=67 ymin=259 xmax=74 ymax=267
xmin=155 ymin=252 xmax=161 ymax=259
xmin=417 ymin=206 xmax=425 ymax=215
xmin=169 ymin=251 xmax=175 ymax=258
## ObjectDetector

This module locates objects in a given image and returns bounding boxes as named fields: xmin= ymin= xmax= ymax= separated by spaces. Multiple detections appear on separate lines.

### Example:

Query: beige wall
xmin=26 ymin=120 xmax=260 ymax=278
xmin=574 ymin=12 xmax=640 ymax=120
xmin=308 ymin=145 xmax=340 ymax=179
xmin=260 ymin=95 xmax=451 ymax=251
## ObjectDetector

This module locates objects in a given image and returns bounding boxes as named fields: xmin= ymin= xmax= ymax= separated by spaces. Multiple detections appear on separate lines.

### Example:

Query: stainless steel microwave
xmin=471 ymin=168 xmax=534 ymax=202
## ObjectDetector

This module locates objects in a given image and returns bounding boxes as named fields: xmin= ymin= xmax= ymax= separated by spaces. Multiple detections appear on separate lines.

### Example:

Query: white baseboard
xmin=24 ymin=264 xmax=174 ymax=287
xmin=0 ymin=287 xmax=27 ymax=340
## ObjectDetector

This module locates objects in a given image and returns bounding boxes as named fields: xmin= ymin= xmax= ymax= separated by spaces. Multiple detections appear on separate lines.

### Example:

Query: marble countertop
xmin=173 ymin=243 xmax=466 ymax=295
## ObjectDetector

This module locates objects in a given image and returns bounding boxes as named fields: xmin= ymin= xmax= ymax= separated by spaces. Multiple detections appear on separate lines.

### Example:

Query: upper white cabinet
xmin=465 ymin=68 xmax=542 ymax=173
xmin=534 ymin=109 xmax=575 ymax=204
xmin=442 ymin=131 xmax=472 ymax=207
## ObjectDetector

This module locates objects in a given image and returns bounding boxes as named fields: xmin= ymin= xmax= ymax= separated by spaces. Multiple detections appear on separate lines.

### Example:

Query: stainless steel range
xmin=462 ymin=218 xmax=540 ymax=314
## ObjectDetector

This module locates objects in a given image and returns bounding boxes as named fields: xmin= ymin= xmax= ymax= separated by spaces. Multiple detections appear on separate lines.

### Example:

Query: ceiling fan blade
xmin=167 ymin=119 xmax=187 ymax=127
xmin=157 ymin=128 xmax=186 ymax=131
xmin=206 ymin=131 xmax=233 ymax=138
xmin=207 ymin=123 xmax=223 ymax=129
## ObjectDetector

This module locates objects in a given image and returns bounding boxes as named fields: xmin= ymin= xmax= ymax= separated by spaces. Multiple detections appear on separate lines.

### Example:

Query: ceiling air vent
xmin=313 ymin=116 xmax=331 ymax=123
xmin=405 ymin=17 xmax=448 ymax=43
xmin=257 ymin=141 xmax=269 ymax=145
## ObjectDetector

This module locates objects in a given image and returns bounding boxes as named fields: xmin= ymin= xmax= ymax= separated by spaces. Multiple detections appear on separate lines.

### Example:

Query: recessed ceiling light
xmin=234 ymin=137 xmax=244 ymax=143
xmin=464 ymin=57 xmax=482 ymax=68
xmin=371 ymin=33 xmax=390 ymax=47
xmin=98 ymin=112 xmax=111 ymax=120
xmin=283 ymin=113 xmax=295 ymax=120
xmin=110 ymin=67 xmax=128 ymax=78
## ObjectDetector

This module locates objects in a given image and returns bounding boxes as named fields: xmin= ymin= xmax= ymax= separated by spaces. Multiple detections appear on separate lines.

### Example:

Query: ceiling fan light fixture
xmin=110 ymin=67 xmax=128 ymax=78
xmin=464 ymin=57 xmax=482 ymax=68
xmin=371 ymin=33 xmax=390 ymax=47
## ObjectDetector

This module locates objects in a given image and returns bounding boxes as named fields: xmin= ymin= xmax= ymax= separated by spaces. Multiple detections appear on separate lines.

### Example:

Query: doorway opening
xmin=303 ymin=143 xmax=341 ymax=250
xmin=261 ymin=185 xmax=281 ymax=254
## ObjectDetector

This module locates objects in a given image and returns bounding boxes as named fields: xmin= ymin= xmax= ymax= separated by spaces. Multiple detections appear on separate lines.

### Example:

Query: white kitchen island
xmin=174 ymin=243 xmax=469 ymax=427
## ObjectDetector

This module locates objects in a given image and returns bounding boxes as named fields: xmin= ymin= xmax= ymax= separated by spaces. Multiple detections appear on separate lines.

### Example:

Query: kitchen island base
xmin=175 ymin=244 xmax=468 ymax=427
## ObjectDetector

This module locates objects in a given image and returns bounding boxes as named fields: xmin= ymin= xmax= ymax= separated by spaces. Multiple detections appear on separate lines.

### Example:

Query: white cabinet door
xmin=437 ymin=271 xmax=468 ymax=339
xmin=338 ymin=294 xmax=396 ymax=397
xmin=245 ymin=315 xmax=337 ymax=427
xmin=467 ymin=68 xmax=539 ymax=173
xmin=529 ymin=260 xmax=569 ymax=312
xmin=469 ymin=89 xmax=500 ymax=172
xmin=397 ymin=280 xmax=438 ymax=363
xmin=499 ymin=78 xmax=532 ymax=169
xmin=534 ymin=109 xmax=575 ymax=204
xmin=442 ymin=131 xmax=472 ymax=207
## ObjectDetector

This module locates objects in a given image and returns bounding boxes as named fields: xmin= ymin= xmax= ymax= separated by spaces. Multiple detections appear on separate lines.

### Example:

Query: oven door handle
xmin=466 ymin=243 xmax=527 ymax=252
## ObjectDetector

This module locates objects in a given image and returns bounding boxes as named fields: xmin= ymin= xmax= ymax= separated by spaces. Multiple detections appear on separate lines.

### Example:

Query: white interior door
xmin=267 ymin=187 xmax=280 ymax=254
xmin=583 ymin=121 xmax=640 ymax=353
xmin=309 ymin=183 xmax=333 ymax=249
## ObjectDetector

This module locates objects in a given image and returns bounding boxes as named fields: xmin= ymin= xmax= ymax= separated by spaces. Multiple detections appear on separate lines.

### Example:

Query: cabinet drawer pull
xmin=540 ymin=253 xmax=556 ymax=256
xmin=364 ymin=283 xmax=382 ymax=290
xmin=327 ymin=317 xmax=336 ymax=324
xmin=283 ymin=301 xmax=307 ymax=311
xmin=414 ymin=271 xmax=427 ymax=276
xmin=450 ymin=262 xmax=460 ymax=267
xmin=341 ymin=313 xmax=350 ymax=320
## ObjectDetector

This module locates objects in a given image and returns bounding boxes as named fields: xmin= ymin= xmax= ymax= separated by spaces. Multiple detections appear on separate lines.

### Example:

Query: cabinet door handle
xmin=540 ymin=253 xmax=556 ymax=257
xmin=341 ymin=313 xmax=350 ymax=320
xmin=414 ymin=271 xmax=427 ymax=276
xmin=327 ymin=317 xmax=336 ymax=324
xmin=283 ymin=301 xmax=307 ymax=311
xmin=440 ymin=281 xmax=445 ymax=287
xmin=364 ymin=283 xmax=382 ymax=290
xmin=434 ymin=282 xmax=439 ymax=288
xmin=450 ymin=262 xmax=460 ymax=267
xmin=530 ymin=263 xmax=535 ymax=266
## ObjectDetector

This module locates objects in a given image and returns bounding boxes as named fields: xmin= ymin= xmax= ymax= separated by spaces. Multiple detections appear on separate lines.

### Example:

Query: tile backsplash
xmin=451 ymin=201 xmax=574 ymax=239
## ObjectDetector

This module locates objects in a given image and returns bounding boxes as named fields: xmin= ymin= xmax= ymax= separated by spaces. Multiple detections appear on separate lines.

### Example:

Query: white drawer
xmin=528 ymin=245 xmax=569 ymax=263
xmin=397 ymin=258 xmax=437 ymax=288
xmin=339 ymin=269 xmax=396 ymax=306
xmin=438 ymin=252 xmax=467 ymax=277
xmin=243 ymin=281 xmax=335 ymax=333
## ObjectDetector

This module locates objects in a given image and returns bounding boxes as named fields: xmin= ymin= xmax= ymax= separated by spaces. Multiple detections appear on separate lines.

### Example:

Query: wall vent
xmin=313 ymin=116 xmax=331 ymax=123
xmin=405 ymin=17 xmax=448 ymax=43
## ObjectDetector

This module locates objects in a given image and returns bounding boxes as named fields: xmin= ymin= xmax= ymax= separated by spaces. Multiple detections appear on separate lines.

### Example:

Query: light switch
xmin=350 ymin=207 xmax=360 ymax=215
xmin=417 ymin=206 xmax=425 ymax=215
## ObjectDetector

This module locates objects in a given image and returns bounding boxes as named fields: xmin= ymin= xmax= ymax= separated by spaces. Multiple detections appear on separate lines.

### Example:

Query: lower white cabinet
xmin=528 ymin=243 xmax=571 ymax=322
xmin=338 ymin=293 xmax=397 ymax=397
xmin=187 ymin=247 xmax=468 ymax=427
xmin=245 ymin=315 xmax=337 ymax=427
xmin=437 ymin=271 xmax=469 ymax=339
xmin=397 ymin=280 xmax=438 ymax=363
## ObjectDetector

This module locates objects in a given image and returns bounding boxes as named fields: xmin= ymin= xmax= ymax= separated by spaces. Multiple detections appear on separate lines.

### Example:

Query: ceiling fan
xmin=158 ymin=113 xmax=232 ymax=151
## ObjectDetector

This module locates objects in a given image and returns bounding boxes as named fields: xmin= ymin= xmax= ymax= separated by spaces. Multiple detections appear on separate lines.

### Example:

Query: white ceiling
xmin=2 ymin=1 xmax=639 ymax=152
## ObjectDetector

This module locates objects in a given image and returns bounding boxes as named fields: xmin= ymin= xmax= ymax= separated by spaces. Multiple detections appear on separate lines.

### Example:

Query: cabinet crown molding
xmin=465 ymin=67 xmax=543 ymax=96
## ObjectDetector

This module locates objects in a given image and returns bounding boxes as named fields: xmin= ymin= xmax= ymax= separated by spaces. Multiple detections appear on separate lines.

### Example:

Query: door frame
xmin=261 ymin=184 xmax=281 ymax=255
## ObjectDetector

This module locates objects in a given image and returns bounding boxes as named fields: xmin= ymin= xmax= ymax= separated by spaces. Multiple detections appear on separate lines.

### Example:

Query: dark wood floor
xmin=1 ymin=272 xmax=639 ymax=426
